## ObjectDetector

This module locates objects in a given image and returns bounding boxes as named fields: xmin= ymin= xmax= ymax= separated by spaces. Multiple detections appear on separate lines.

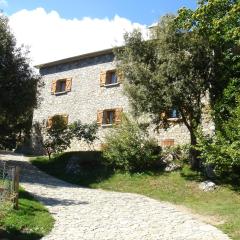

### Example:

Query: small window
xmin=168 ymin=108 xmax=181 ymax=119
xmin=97 ymin=108 xmax=123 ymax=126
xmin=103 ymin=110 xmax=115 ymax=124
xmin=56 ymin=79 xmax=66 ymax=93
xmin=51 ymin=78 xmax=72 ymax=95
xmin=106 ymin=71 xmax=118 ymax=85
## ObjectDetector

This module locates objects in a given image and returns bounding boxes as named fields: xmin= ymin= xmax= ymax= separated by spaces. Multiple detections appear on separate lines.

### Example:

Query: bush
xmin=103 ymin=116 xmax=162 ymax=172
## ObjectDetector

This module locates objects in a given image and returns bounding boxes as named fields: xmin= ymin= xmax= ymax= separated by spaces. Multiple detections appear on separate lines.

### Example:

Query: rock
xmin=162 ymin=153 xmax=174 ymax=164
xmin=199 ymin=181 xmax=217 ymax=192
xmin=165 ymin=163 xmax=181 ymax=172
xmin=65 ymin=156 xmax=81 ymax=175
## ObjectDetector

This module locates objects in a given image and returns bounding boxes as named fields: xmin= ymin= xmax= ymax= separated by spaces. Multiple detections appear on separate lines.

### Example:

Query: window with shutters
xmin=97 ymin=108 xmax=123 ymax=126
xmin=106 ymin=70 xmax=117 ymax=85
xmin=100 ymin=70 xmax=123 ymax=87
xmin=103 ymin=110 xmax=115 ymax=124
xmin=51 ymin=78 xmax=72 ymax=95
xmin=47 ymin=114 xmax=68 ymax=128
xmin=56 ymin=79 xmax=66 ymax=93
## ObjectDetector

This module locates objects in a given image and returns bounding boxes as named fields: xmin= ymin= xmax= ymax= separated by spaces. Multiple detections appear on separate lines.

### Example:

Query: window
xmin=106 ymin=71 xmax=117 ymax=85
xmin=97 ymin=108 xmax=123 ymax=126
xmin=47 ymin=114 xmax=68 ymax=128
xmin=56 ymin=79 xmax=66 ymax=93
xmin=100 ymin=70 xmax=123 ymax=87
xmin=167 ymin=108 xmax=181 ymax=119
xmin=51 ymin=78 xmax=72 ymax=95
xmin=103 ymin=110 xmax=115 ymax=124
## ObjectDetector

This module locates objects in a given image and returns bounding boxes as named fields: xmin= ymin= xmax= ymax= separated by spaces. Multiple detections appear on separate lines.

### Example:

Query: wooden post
xmin=13 ymin=166 xmax=20 ymax=210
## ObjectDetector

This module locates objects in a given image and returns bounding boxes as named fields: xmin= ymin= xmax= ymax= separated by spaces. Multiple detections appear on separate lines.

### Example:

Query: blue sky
xmin=2 ymin=0 xmax=197 ymax=65
xmin=4 ymin=0 xmax=197 ymax=25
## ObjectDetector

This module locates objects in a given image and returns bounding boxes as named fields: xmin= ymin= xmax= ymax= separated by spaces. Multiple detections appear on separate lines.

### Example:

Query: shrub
xmin=103 ymin=116 xmax=162 ymax=172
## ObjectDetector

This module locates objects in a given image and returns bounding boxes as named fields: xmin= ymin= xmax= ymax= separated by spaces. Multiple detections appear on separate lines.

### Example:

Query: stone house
xmin=32 ymin=47 xmax=210 ymax=152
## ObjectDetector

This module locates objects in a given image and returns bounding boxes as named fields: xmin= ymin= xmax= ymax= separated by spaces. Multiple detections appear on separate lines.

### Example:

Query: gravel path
xmin=0 ymin=152 xmax=230 ymax=240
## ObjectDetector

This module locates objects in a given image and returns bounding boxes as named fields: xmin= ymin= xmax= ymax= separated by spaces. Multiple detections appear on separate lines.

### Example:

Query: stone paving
xmin=0 ymin=152 xmax=230 ymax=240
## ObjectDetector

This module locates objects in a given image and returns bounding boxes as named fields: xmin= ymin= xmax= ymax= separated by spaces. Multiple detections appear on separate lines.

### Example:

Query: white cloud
xmin=9 ymin=8 xmax=148 ymax=65
xmin=0 ymin=0 xmax=8 ymax=7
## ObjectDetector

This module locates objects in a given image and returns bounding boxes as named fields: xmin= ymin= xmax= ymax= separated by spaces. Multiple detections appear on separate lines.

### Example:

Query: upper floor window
xmin=51 ymin=78 xmax=72 ymax=95
xmin=100 ymin=69 xmax=123 ymax=87
xmin=56 ymin=79 xmax=66 ymax=93
xmin=106 ymin=71 xmax=118 ymax=85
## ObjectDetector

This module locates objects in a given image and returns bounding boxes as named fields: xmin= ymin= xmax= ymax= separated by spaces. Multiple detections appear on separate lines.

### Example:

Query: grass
xmin=0 ymin=188 xmax=54 ymax=240
xmin=31 ymin=152 xmax=240 ymax=240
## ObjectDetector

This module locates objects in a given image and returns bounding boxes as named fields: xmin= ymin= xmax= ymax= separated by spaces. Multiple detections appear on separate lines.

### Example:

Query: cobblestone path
xmin=0 ymin=152 xmax=230 ymax=240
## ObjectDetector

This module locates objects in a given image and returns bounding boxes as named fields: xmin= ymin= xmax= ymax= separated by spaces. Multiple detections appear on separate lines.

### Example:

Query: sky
xmin=0 ymin=0 xmax=197 ymax=65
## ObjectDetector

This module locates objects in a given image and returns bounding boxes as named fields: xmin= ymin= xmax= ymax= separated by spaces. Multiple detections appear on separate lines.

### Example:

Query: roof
xmin=35 ymin=47 xmax=114 ymax=69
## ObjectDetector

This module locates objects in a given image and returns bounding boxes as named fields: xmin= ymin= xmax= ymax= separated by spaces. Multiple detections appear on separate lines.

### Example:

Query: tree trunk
xmin=189 ymin=131 xmax=200 ymax=170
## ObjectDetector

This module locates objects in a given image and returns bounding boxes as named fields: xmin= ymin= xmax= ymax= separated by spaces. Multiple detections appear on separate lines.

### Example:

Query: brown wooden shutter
xmin=62 ymin=114 xmax=69 ymax=125
xmin=97 ymin=110 xmax=103 ymax=126
xmin=47 ymin=117 xmax=53 ymax=128
xmin=66 ymin=78 xmax=72 ymax=92
xmin=161 ymin=139 xmax=175 ymax=147
xmin=51 ymin=80 xmax=57 ymax=94
xmin=115 ymin=108 xmax=123 ymax=125
xmin=117 ymin=70 xmax=124 ymax=83
xmin=100 ymin=71 xmax=106 ymax=87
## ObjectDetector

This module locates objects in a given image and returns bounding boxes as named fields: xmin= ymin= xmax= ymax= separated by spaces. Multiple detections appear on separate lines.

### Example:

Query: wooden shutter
xmin=115 ymin=108 xmax=123 ymax=125
xmin=51 ymin=80 xmax=57 ymax=94
xmin=161 ymin=139 xmax=175 ymax=147
xmin=97 ymin=110 xmax=103 ymax=126
xmin=66 ymin=78 xmax=72 ymax=92
xmin=47 ymin=117 xmax=53 ymax=128
xmin=100 ymin=71 xmax=106 ymax=87
xmin=117 ymin=70 xmax=124 ymax=83
xmin=62 ymin=114 xmax=69 ymax=125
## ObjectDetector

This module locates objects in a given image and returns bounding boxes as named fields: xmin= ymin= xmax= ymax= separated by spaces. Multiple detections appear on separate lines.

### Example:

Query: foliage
xmin=177 ymin=0 xmax=240 ymax=176
xmin=102 ymin=115 xmax=162 ymax=172
xmin=0 ymin=14 xmax=42 ymax=149
xmin=197 ymin=96 xmax=240 ymax=176
xmin=115 ymin=15 xmax=217 ymax=169
xmin=162 ymin=144 xmax=190 ymax=165
xmin=33 ymin=116 xmax=72 ymax=159
xmin=70 ymin=120 xmax=98 ymax=146
xmin=177 ymin=0 xmax=240 ymax=120
xmin=33 ymin=118 xmax=98 ymax=159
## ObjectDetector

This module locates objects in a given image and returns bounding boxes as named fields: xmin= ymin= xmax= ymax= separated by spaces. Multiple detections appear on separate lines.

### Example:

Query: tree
xmin=177 ymin=0 xmax=240 ymax=175
xmin=34 ymin=116 xmax=72 ymax=159
xmin=70 ymin=121 xmax=98 ymax=149
xmin=115 ymin=15 xmax=216 ymax=169
xmin=177 ymin=0 xmax=240 ymax=124
xmin=0 ymin=14 xmax=42 ymax=149
xmin=33 ymin=118 xmax=98 ymax=159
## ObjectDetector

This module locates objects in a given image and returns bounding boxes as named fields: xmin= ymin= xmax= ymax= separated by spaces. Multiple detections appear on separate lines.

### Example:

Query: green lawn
xmin=0 ymin=188 xmax=54 ymax=240
xmin=31 ymin=152 xmax=240 ymax=240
